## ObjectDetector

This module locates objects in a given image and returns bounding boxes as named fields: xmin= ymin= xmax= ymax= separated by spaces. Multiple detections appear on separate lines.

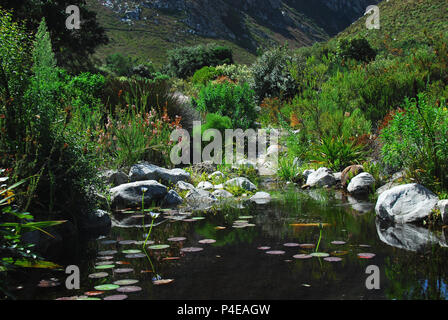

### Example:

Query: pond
xmin=8 ymin=184 xmax=448 ymax=300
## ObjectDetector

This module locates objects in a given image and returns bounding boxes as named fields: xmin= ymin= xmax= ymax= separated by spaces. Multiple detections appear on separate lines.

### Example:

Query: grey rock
xmin=101 ymin=170 xmax=128 ymax=187
xmin=376 ymin=181 xmax=401 ymax=195
xmin=333 ymin=172 xmax=342 ymax=182
xmin=250 ymin=191 xmax=271 ymax=204
xmin=176 ymin=180 xmax=195 ymax=191
xmin=185 ymin=188 xmax=217 ymax=210
xmin=224 ymin=177 xmax=257 ymax=192
xmin=375 ymin=184 xmax=439 ymax=223
xmin=79 ymin=209 xmax=112 ymax=231
xmin=306 ymin=167 xmax=336 ymax=187
xmin=162 ymin=190 xmax=183 ymax=207
xmin=347 ymin=172 xmax=375 ymax=194
xmin=129 ymin=163 xmax=190 ymax=185
xmin=212 ymin=189 xmax=234 ymax=199
xmin=302 ymin=169 xmax=315 ymax=180
xmin=208 ymin=171 xmax=225 ymax=180
xmin=110 ymin=180 xmax=168 ymax=210
xmin=438 ymin=200 xmax=448 ymax=225
xmin=197 ymin=181 xmax=214 ymax=190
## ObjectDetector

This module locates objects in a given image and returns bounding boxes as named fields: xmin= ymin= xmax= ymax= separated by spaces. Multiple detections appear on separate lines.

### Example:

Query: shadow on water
xmin=8 ymin=186 xmax=448 ymax=300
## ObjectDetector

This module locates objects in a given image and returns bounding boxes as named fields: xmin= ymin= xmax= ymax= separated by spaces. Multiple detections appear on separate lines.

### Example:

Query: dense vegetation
xmin=0 ymin=0 xmax=447 ymax=299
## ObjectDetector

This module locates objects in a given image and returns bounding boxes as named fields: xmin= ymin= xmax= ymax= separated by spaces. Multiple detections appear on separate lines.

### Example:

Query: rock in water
xmin=162 ymin=190 xmax=183 ymax=207
xmin=250 ymin=192 xmax=271 ymax=204
xmin=347 ymin=172 xmax=375 ymax=195
xmin=110 ymin=181 xmax=167 ymax=210
xmin=306 ymin=167 xmax=336 ymax=187
xmin=185 ymin=188 xmax=217 ymax=210
xmin=129 ymin=163 xmax=190 ymax=184
xmin=438 ymin=200 xmax=448 ymax=225
xmin=224 ymin=177 xmax=257 ymax=192
xmin=375 ymin=184 xmax=439 ymax=223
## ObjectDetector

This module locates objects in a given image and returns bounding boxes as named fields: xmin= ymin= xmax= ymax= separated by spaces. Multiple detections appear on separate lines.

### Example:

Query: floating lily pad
xmin=299 ymin=244 xmax=316 ymax=249
xmin=104 ymin=295 xmax=128 ymax=300
xmin=331 ymin=250 xmax=349 ymax=256
xmin=181 ymin=247 xmax=203 ymax=253
xmin=167 ymin=237 xmax=187 ymax=242
xmin=234 ymin=220 xmax=248 ymax=224
xmin=283 ymin=243 xmax=300 ymax=247
xmin=88 ymin=272 xmax=109 ymax=279
xmin=239 ymin=216 xmax=253 ymax=219
xmin=192 ymin=217 xmax=205 ymax=221
xmin=116 ymin=261 xmax=131 ymax=265
xmin=163 ymin=257 xmax=180 ymax=261
xmin=55 ymin=296 xmax=78 ymax=300
xmin=125 ymin=253 xmax=146 ymax=259
xmin=257 ymin=246 xmax=271 ymax=250
xmin=358 ymin=253 xmax=376 ymax=259
xmin=324 ymin=257 xmax=343 ymax=262
xmin=84 ymin=291 xmax=104 ymax=296
xmin=183 ymin=219 xmax=197 ymax=222
xmin=331 ymin=241 xmax=346 ymax=245
xmin=232 ymin=225 xmax=247 ymax=229
xmin=94 ymin=284 xmax=120 ymax=291
xmin=98 ymin=250 xmax=117 ymax=256
xmin=97 ymin=256 xmax=114 ymax=261
xmin=198 ymin=239 xmax=216 ymax=244
xmin=293 ymin=254 xmax=312 ymax=259
xmin=359 ymin=244 xmax=371 ymax=248
xmin=215 ymin=226 xmax=226 ymax=230
xmin=153 ymin=279 xmax=174 ymax=285
xmin=96 ymin=261 xmax=115 ymax=266
xmin=113 ymin=279 xmax=139 ymax=286
xmin=310 ymin=252 xmax=330 ymax=258
xmin=147 ymin=244 xmax=170 ymax=250
xmin=116 ymin=286 xmax=142 ymax=293
xmin=119 ymin=240 xmax=136 ymax=245
xmin=266 ymin=250 xmax=285 ymax=255
xmin=245 ymin=224 xmax=256 ymax=227
xmin=122 ymin=249 xmax=142 ymax=254
xmin=77 ymin=297 xmax=102 ymax=301
xmin=95 ymin=264 xmax=115 ymax=270
xmin=113 ymin=268 xmax=134 ymax=274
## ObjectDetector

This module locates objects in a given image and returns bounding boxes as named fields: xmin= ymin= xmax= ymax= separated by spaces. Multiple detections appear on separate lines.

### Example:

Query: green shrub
xmin=380 ymin=94 xmax=448 ymax=192
xmin=192 ymin=82 xmax=257 ymax=130
xmin=312 ymin=136 xmax=367 ymax=172
xmin=192 ymin=66 xmax=220 ymax=85
xmin=337 ymin=38 xmax=377 ymax=63
xmin=104 ymin=53 xmax=135 ymax=77
xmin=250 ymin=45 xmax=298 ymax=102
xmin=167 ymin=44 xmax=233 ymax=79
xmin=215 ymin=64 xmax=253 ymax=84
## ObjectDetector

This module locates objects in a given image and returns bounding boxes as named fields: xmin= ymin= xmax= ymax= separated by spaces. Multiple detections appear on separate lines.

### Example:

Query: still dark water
xmin=9 ymin=186 xmax=448 ymax=300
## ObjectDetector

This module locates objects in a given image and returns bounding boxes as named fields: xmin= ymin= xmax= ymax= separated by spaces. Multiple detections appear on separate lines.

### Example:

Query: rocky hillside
xmin=88 ymin=0 xmax=380 ymax=65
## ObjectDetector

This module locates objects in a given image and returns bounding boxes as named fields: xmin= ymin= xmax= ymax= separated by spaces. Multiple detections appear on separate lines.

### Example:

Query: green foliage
xmin=192 ymin=66 xmax=220 ymax=85
xmin=277 ymin=156 xmax=300 ymax=182
xmin=380 ymin=94 xmax=448 ymax=192
xmin=192 ymin=82 xmax=257 ymax=130
xmin=104 ymin=53 xmax=135 ymax=77
xmin=312 ymin=136 xmax=367 ymax=172
xmin=337 ymin=38 xmax=377 ymax=63
xmin=250 ymin=45 xmax=297 ymax=102
xmin=201 ymin=113 xmax=233 ymax=135
xmin=167 ymin=44 xmax=233 ymax=79
xmin=215 ymin=64 xmax=253 ymax=84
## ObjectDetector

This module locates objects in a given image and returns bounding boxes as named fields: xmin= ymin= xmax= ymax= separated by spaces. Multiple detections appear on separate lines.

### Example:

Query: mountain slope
xmin=87 ymin=0 xmax=378 ymax=66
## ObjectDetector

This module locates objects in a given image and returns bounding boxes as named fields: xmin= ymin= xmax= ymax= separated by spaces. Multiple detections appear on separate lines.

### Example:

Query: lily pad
xmin=358 ymin=253 xmax=376 ymax=259
xmin=234 ymin=220 xmax=249 ymax=224
xmin=94 ymin=264 xmax=115 ymax=270
xmin=153 ymin=279 xmax=174 ymax=285
xmin=239 ymin=216 xmax=253 ymax=219
xmin=37 ymin=279 xmax=60 ymax=288
xmin=77 ymin=297 xmax=101 ymax=301
xmin=94 ymin=284 xmax=120 ymax=291
xmin=125 ymin=253 xmax=146 ymax=259
xmin=116 ymin=286 xmax=142 ymax=293
xmin=147 ymin=244 xmax=170 ymax=250
xmin=122 ymin=249 xmax=142 ymax=254
xmin=293 ymin=254 xmax=312 ymax=259
xmin=116 ymin=261 xmax=131 ymax=265
xmin=88 ymin=272 xmax=109 ymax=279
xmin=119 ymin=240 xmax=136 ymax=245
xmin=113 ymin=268 xmax=134 ymax=274
xmin=324 ymin=257 xmax=343 ymax=262
xmin=96 ymin=261 xmax=115 ymax=266
xmin=101 ymin=240 xmax=117 ymax=245
xmin=113 ymin=279 xmax=139 ymax=286
xmin=98 ymin=250 xmax=118 ymax=256
xmin=84 ymin=291 xmax=104 ymax=296
xmin=331 ymin=241 xmax=346 ymax=245
xmin=181 ymin=247 xmax=203 ymax=253
xmin=104 ymin=295 xmax=128 ymax=300
xmin=167 ymin=237 xmax=187 ymax=242
xmin=215 ymin=226 xmax=226 ymax=230
xmin=97 ymin=256 xmax=114 ymax=261
xmin=266 ymin=250 xmax=285 ymax=255
xmin=198 ymin=239 xmax=216 ymax=244
xmin=192 ymin=216 xmax=205 ymax=220
xmin=310 ymin=252 xmax=330 ymax=258
xmin=257 ymin=246 xmax=271 ymax=250
xmin=283 ymin=243 xmax=300 ymax=247
xmin=331 ymin=250 xmax=349 ymax=256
